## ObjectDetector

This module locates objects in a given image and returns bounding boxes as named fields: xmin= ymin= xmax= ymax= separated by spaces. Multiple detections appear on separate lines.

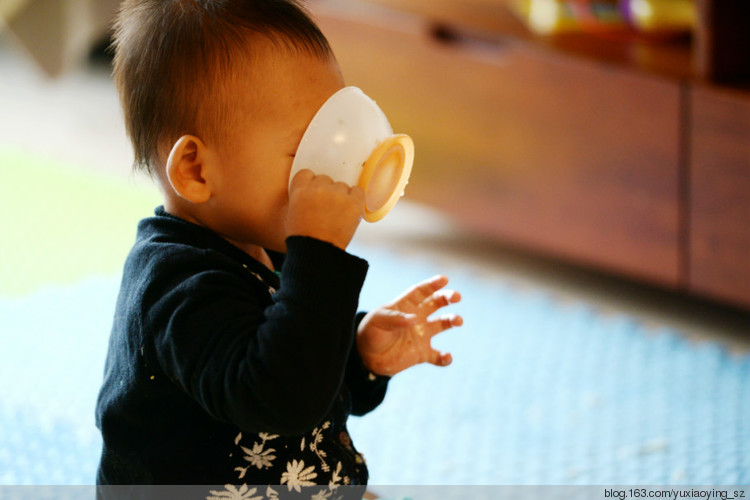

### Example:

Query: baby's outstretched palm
xmin=357 ymin=275 xmax=463 ymax=376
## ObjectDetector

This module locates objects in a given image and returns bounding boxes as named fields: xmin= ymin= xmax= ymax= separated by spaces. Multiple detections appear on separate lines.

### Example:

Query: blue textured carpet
xmin=1 ymin=245 xmax=749 ymax=486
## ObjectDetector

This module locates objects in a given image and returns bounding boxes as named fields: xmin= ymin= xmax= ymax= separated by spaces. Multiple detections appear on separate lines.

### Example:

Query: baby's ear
xmin=165 ymin=135 xmax=213 ymax=203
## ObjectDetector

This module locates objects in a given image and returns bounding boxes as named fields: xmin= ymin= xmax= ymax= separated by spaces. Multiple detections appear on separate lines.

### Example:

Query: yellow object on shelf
xmin=507 ymin=0 xmax=695 ymax=36
xmin=625 ymin=0 xmax=695 ymax=33
xmin=507 ymin=0 xmax=580 ymax=35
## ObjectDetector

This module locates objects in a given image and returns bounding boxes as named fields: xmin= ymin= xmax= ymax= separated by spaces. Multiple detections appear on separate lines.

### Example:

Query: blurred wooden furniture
xmin=689 ymin=86 xmax=750 ymax=308
xmin=0 ymin=0 xmax=119 ymax=76
xmin=310 ymin=0 xmax=750 ymax=309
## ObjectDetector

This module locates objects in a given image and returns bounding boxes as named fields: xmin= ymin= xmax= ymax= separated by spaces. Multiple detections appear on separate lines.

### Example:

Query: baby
xmin=95 ymin=0 xmax=462 ymax=497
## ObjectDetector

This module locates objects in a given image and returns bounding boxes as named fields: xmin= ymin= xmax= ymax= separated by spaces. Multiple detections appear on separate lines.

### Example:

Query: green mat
xmin=0 ymin=146 xmax=160 ymax=297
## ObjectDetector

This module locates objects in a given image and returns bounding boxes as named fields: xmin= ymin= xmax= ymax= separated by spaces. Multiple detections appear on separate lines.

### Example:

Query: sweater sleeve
xmin=146 ymin=236 xmax=368 ymax=436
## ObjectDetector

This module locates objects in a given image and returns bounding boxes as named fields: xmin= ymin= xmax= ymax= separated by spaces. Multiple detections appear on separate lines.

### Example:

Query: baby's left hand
xmin=357 ymin=275 xmax=463 ymax=376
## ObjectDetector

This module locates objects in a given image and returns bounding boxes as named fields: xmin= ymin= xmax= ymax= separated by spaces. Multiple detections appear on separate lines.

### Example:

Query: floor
xmin=1 ymin=33 xmax=748 ymax=352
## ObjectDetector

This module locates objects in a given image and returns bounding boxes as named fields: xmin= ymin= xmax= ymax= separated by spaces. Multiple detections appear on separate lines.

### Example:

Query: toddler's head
xmin=112 ymin=0 xmax=346 ymax=251
xmin=114 ymin=0 xmax=333 ymax=175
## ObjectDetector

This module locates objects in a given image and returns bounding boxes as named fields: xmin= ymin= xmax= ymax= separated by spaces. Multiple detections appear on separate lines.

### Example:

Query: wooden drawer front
xmin=361 ymin=0 xmax=525 ymax=39
xmin=689 ymin=86 xmax=750 ymax=307
xmin=312 ymin=1 xmax=681 ymax=286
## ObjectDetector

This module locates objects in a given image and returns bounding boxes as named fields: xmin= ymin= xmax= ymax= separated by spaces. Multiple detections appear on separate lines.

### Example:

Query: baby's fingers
xmin=421 ymin=289 xmax=461 ymax=318
xmin=371 ymin=309 xmax=418 ymax=330
xmin=429 ymin=349 xmax=453 ymax=367
xmin=424 ymin=313 xmax=463 ymax=338
xmin=425 ymin=314 xmax=461 ymax=368
xmin=395 ymin=275 xmax=450 ymax=306
xmin=440 ymin=313 xmax=464 ymax=330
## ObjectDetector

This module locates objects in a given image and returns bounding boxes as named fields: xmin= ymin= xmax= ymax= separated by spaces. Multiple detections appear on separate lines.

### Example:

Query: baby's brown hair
xmin=112 ymin=0 xmax=332 ymax=176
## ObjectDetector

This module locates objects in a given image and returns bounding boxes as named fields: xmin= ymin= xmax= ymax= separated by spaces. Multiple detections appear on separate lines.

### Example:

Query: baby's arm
xmin=147 ymin=236 xmax=368 ymax=436
xmin=356 ymin=275 xmax=463 ymax=376
xmin=146 ymin=170 xmax=368 ymax=436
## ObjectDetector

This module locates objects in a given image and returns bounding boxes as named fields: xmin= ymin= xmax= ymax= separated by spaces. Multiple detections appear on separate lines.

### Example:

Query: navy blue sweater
xmin=96 ymin=207 xmax=388 ymax=491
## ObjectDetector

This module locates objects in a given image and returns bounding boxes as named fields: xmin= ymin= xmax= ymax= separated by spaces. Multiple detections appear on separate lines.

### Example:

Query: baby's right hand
xmin=286 ymin=169 xmax=365 ymax=250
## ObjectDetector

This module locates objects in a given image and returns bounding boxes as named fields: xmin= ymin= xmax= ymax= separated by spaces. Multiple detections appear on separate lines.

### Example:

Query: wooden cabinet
xmin=689 ymin=86 xmax=750 ymax=308
xmin=310 ymin=0 xmax=750 ymax=309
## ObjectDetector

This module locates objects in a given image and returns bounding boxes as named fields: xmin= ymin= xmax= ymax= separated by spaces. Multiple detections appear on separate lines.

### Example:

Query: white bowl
xmin=289 ymin=86 xmax=414 ymax=222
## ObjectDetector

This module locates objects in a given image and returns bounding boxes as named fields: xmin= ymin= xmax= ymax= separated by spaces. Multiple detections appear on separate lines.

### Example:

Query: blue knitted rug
xmin=1 ymin=147 xmax=748 ymax=486
xmin=1 ymin=248 xmax=749 ymax=486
